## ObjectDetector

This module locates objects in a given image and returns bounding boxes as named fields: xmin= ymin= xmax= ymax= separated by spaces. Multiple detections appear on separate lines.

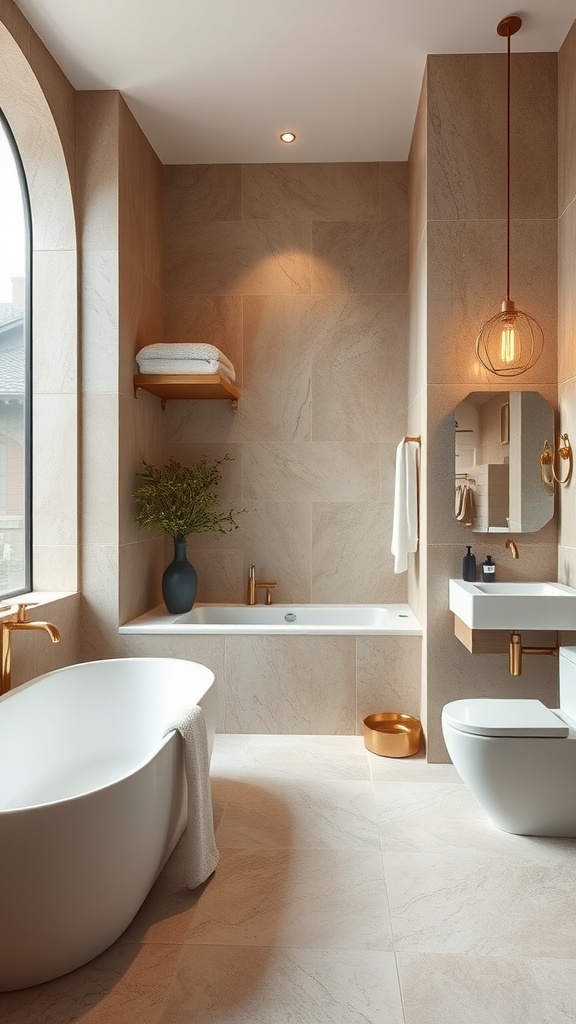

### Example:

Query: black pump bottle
xmin=462 ymin=546 xmax=476 ymax=582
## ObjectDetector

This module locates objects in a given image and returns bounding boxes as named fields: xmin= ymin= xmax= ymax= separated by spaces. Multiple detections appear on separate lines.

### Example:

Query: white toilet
xmin=442 ymin=646 xmax=576 ymax=836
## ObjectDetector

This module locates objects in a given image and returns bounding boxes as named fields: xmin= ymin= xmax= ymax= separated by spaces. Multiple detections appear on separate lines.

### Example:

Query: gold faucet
xmin=0 ymin=602 xmax=61 ymax=695
xmin=505 ymin=540 xmax=519 ymax=558
xmin=246 ymin=565 xmax=277 ymax=605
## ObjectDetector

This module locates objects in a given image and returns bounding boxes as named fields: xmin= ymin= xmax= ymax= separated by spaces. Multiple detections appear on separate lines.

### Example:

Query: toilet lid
xmin=442 ymin=698 xmax=569 ymax=737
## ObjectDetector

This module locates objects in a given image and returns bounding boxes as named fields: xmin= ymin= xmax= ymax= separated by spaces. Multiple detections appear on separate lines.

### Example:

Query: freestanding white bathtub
xmin=0 ymin=657 xmax=217 ymax=992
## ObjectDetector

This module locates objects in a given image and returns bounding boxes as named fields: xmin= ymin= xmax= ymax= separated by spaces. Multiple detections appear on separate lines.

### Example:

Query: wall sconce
xmin=540 ymin=434 xmax=573 ymax=489
xmin=475 ymin=16 xmax=544 ymax=378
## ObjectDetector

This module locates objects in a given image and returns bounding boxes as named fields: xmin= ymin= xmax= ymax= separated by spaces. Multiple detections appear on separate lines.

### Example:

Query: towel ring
xmin=553 ymin=433 xmax=573 ymax=485
xmin=540 ymin=434 xmax=573 ymax=488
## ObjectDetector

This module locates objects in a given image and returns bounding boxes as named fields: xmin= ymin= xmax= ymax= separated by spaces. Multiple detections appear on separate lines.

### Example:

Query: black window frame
xmin=0 ymin=106 xmax=32 ymax=599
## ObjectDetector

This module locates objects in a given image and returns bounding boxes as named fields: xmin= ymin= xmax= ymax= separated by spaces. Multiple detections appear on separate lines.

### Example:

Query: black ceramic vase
xmin=162 ymin=536 xmax=198 ymax=614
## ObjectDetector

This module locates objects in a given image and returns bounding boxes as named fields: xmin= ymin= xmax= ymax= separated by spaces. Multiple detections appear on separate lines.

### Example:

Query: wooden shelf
xmin=134 ymin=373 xmax=239 ymax=409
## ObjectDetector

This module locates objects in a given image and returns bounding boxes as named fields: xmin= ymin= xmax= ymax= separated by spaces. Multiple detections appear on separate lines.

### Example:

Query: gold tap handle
xmin=0 ymin=602 xmax=38 ymax=621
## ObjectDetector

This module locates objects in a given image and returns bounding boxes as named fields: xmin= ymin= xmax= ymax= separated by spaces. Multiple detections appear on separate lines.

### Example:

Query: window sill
xmin=0 ymin=590 xmax=77 ymax=620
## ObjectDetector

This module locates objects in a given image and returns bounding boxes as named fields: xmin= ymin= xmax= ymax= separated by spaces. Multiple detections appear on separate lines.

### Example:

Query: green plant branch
xmin=133 ymin=456 xmax=245 ymax=539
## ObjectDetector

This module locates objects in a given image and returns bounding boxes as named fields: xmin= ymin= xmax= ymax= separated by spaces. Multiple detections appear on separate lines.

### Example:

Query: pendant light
xmin=475 ymin=15 xmax=544 ymax=377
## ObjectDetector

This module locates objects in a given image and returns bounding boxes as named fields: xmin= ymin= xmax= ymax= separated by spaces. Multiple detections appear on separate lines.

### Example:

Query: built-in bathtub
xmin=0 ymin=657 xmax=217 ymax=991
xmin=120 ymin=605 xmax=423 ymax=736
xmin=120 ymin=602 xmax=422 ymax=635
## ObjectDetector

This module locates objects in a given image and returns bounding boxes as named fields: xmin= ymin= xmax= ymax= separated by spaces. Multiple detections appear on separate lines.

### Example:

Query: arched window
xmin=0 ymin=109 xmax=31 ymax=597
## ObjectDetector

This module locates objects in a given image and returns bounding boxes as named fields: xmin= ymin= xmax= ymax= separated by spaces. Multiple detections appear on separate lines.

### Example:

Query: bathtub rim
xmin=119 ymin=602 xmax=423 ymax=636
xmin=0 ymin=656 xmax=216 ymax=814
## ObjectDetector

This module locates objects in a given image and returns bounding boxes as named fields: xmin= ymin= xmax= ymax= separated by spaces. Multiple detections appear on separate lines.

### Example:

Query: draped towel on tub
xmin=391 ymin=438 xmax=419 ymax=574
xmin=163 ymin=705 xmax=219 ymax=889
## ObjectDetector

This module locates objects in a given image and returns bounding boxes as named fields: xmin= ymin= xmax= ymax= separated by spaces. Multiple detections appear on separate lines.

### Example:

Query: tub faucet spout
xmin=0 ymin=602 xmax=61 ymax=695
xmin=246 ymin=565 xmax=277 ymax=605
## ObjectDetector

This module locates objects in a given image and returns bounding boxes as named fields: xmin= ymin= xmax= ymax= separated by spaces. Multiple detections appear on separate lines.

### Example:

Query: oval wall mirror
xmin=454 ymin=391 xmax=555 ymax=533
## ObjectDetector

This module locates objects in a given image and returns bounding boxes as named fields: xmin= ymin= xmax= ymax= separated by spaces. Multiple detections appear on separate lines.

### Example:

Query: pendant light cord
xmin=505 ymin=26 xmax=511 ymax=303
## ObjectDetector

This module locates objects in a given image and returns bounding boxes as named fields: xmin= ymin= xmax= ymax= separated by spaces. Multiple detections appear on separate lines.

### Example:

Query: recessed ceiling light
xmin=280 ymin=132 xmax=296 ymax=144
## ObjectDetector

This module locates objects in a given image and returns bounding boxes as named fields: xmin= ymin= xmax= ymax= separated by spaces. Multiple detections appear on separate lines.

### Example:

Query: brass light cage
xmin=475 ymin=15 xmax=544 ymax=377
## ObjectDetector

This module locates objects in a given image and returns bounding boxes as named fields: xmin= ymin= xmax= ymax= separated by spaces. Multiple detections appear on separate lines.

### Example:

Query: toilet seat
xmin=442 ymin=698 xmax=569 ymax=738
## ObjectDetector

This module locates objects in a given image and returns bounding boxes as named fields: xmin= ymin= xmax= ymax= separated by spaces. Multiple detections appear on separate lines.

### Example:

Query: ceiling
xmin=12 ymin=0 xmax=576 ymax=164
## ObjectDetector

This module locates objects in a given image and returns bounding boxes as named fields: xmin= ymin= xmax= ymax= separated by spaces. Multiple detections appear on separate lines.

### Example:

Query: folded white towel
xmin=163 ymin=705 xmax=219 ymax=889
xmin=137 ymin=358 xmax=236 ymax=382
xmin=136 ymin=344 xmax=235 ymax=374
xmin=391 ymin=439 xmax=419 ymax=574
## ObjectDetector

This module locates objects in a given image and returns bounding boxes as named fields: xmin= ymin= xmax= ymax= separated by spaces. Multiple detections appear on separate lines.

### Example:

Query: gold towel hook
xmin=553 ymin=433 xmax=573 ymax=485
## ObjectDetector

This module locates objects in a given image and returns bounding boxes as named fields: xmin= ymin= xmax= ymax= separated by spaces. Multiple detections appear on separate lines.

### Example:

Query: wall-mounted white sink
xmin=449 ymin=579 xmax=576 ymax=630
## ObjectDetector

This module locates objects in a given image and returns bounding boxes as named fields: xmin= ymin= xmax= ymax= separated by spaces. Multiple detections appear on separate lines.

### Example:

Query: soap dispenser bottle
xmin=481 ymin=555 xmax=496 ymax=583
xmin=462 ymin=546 xmax=476 ymax=582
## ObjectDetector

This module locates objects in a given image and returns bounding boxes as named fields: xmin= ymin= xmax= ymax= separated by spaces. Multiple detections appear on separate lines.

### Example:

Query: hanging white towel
xmin=391 ymin=439 xmax=419 ymax=574
xmin=163 ymin=705 xmax=219 ymax=889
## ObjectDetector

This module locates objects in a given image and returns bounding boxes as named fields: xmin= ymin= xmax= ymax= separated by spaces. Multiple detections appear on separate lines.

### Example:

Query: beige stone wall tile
xmin=119 ymin=393 xmax=164 ymax=547
xmin=33 ymin=249 xmax=77 ymax=394
xmin=427 ymin=219 xmax=557 ymax=387
xmin=408 ymin=68 xmax=427 ymax=286
xmin=79 ymin=544 xmax=120 ymax=660
xmin=120 ymin=257 xmax=164 ymax=398
xmin=184 ymin=548 xmax=245 ymax=604
xmin=380 ymin=162 xmax=408 ymax=222
xmin=224 ymin=636 xmax=356 ymax=733
xmin=119 ymin=98 xmax=163 ymax=285
xmin=311 ymin=220 xmax=407 ymax=294
xmin=33 ymin=394 xmax=77 ymax=547
xmin=243 ymin=442 xmax=380 ymax=503
xmin=163 ymin=294 xmax=242 ymax=386
xmin=163 ymin=399 xmax=241 ymax=445
xmin=163 ymin=165 xmax=242 ymax=235
xmin=33 ymin=545 xmax=78 ymax=592
xmin=188 ymin=499 xmax=311 ymax=605
xmin=558 ymin=544 xmax=576 ymax=588
xmin=311 ymin=502 xmax=405 ymax=604
xmin=558 ymin=198 xmax=576 ymax=383
xmin=311 ymin=294 xmax=408 ymax=443
xmin=165 ymin=220 xmax=311 ymax=296
xmin=428 ymin=54 xmax=557 ymax=222
xmin=118 ymin=538 xmax=165 ymax=624
xmin=407 ymin=232 xmax=427 ymax=406
xmin=76 ymin=91 xmax=119 ymax=251
xmin=243 ymin=163 xmax=380 ymax=221
xmin=559 ymin=20 xmax=576 ymax=215
xmin=356 ymin=635 xmax=422 ymax=731
xmin=81 ymin=249 xmax=119 ymax=394
xmin=0 ymin=40 xmax=75 ymax=251
xmin=82 ymin=393 xmax=118 ymax=546
xmin=236 ymin=295 xmax=315 ymax=441
xmin=29 ymin=28 xmax=76 ymax=192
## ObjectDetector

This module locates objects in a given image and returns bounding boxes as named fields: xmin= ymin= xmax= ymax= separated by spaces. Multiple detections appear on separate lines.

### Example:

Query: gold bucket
xmin=363 ymin=712 xmax=422 ymax=758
